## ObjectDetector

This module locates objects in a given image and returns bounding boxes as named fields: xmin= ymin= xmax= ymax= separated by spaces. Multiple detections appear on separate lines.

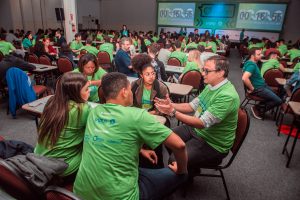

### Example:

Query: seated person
xmin=0 ymin=33 xmax=16 ymax=55
xmin=185 ymin=36 xmax=198 ymax=51
xmin=99 ymin=36 xmax=114 ymax=62
xmin=157 ymin=43 xmax=172 ymax=65
xmin=35 ymin=72 xmax=91 ymax=181
xmin=96 ymin=30 xmax=103 ymax=41
xmin=55 ymin=30 xmax=67 ymax=47
xmin=78 ymin=38 xmax=99 ymax=56
xmin=73 ymin=53 xmax=106 ymax=102
xmin=131 ymin=53 xmax=169 ymax=114
xmin=284 ymin=68 xmax=300 ymax=97
xmin=43 ymin=38 xmax=57 ymax=56
xmin=58 ymin=42 xmax=76 ymax=67
xmin=33 ymin=41 xmax=56 ymax=61
xmin=74 ymin=72 xmax=187 ymax=200
xmin=261 ymin=51 xmax=286 ymax=77
xmin=114 ymin=37 xmax=137 ymax=77
xmin=0 ymin=50 xmax=36 ymax=86
xmin=276 ymin=39 xmax=288 ymax=56
xmin=286 ymin=44 xmax=300 ymax=62
xmin=148 ymin=43 xmax=168 ymax=81
xmin=179 ymin=49 xmax=201 ymax=81
xmin=169 ymin=40 xmax=187 ymax=66
xmin=242 ymin=47 xmax=282 ymax=119
xmin=155 ymin=55 xmax=239 ymax=172
xmin=22 ymin=31 xmax=33 ymax=49
xmin=205 ymin=38 xmax=217 ymax=53
xmin=70 ymin=33 xmax=84 ymax=55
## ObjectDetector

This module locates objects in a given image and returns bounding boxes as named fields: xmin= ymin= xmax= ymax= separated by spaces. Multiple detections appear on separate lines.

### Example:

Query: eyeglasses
xmin=142 ymin=72 xmax=156 ymax=77
xmin=201 ymin=68 xmax=219 ymax=75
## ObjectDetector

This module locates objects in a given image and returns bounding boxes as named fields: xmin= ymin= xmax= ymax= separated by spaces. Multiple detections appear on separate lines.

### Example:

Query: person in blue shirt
xmin=284 ymin=69 xmax=300 ymax=97
xmin=114 ymin=37 xmax=137 ymax=77
xmin=120 ymin=25 xmax=129 ymax=37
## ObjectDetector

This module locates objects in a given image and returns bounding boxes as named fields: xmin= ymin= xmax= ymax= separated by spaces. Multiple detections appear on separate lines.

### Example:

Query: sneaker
xmin=251 ymin=106 xmax=262 ymax=120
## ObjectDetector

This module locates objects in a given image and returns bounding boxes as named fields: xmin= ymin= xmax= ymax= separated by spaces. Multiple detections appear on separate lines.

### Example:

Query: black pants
xmin=171 ymin=125 xmax=228 ymax=171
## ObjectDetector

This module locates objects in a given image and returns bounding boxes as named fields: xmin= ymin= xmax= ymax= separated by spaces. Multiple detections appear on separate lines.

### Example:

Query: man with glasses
xmin=242 ymin=47 xmax=282 ymax=119
xmin=115 ymin=37 xmax=137 ymax=77
xmin=155 ymin=55 xmax=240 ymax=172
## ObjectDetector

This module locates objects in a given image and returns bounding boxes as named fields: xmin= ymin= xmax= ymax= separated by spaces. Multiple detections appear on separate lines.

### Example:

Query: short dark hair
xmin=148 ymin=43 xmax=160 ymax=55
xmin=86 ymin=38 xmax=93 ymax=45
xmin=75 ymin=33 xmax=81 ymax=38
xmin=248 ymin=47 xmax=262 ymax=56
xmin=101 ymin=72 xmax=129 ymax=99
xmin=197 ymin=45 xmax=205 ymax=53
xmin=206 ymin=55 xmax=229 ymax=78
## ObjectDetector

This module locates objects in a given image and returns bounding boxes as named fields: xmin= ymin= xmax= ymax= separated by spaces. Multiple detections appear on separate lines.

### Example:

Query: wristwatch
xmin=169 ymin=108 xmax=177 ymax=117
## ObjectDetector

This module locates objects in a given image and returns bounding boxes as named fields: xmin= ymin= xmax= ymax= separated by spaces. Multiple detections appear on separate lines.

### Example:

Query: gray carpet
xmin=1 ymin=49 xmax=300 ymax=200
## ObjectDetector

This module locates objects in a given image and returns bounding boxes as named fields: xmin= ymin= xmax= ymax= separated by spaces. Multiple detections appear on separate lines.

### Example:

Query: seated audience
xmin=73 ymin=72 xmax=187 ymax=200
xmin=286 ymin=44 xmax=300 ymax=62
xmin=5 ymin=30 xmax=21 ymax=43
xmin=158 ymin=43 xmax=172 ymax=65
xmin=148 ymin=43 xmax=168 ymax=81
xmin=169 ymin=40 xmax=187 ymax=66
xmin=179 ymin=49 xmax=201 ymax=81
xmin=22 ymin=31 xmax=33 ymax=49
xmin=276 ymin=39 xmax=288 ymax=56
xmin=55 ymin=30 xmax=66 ymax=47
xmin=155 ymin=55 xmax=239 ymax=171
xmin=99 ymin=36 xmax=114 ymax=62
xmin=261 ymin=51 xmax=286 ymax=77
xmin=78 ymin=38 xmax=99 ymax=56
xmin=242 ymin=47 xmax=282 ymax=119
xmin=70 ymin=33 xmax=84 ymax=54
xmin=34 ymin=41 xmax=56 ymax=61
xmin=43 ymin=38 xmax=57 ymax=56
xmin=59 ymin=42 xmax=76 ymax=67
xmin=73 ymin=53 xmax=106 ymax=102
xmin=0 ymin=50 xmax=35 ymax=86
xmin=114 ymin=37 xmax=137 ymax=77
xmin=34 ymin=72 xmax=91 ymax=180
xmin=0 ymin=33 xmax=16 ymax=55
xmin=284 ymin=68 xmax=300 ymax=97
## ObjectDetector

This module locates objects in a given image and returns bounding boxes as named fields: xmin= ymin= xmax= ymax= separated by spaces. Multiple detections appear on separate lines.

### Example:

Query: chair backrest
xmin=0 ymin=159 xmax=38 ymax=199
xmin=39 ymin=55 xmax=52 ymax=66
xmin=292 ymin=57 xmax=300 ymax=63
xmin=167 ymin=57 xmax=181 ymax=66
xmin=263 ymin=69 xmax=284 ymax=87
xmin=226 ymin=108 xmax=250 ymax=167
xmin=291 ymin=87 xmax=300 ymax=102
xmin=98 ymin=86 xmax=106 ymax=104
xmin=45 ymin=185 xmax=82 ymax=200
xmin=180 ymin=70 xmax=202 ymax=92
xmin=0 ymin=51 xmax=4 ymax=62
xmin=97 ymin=51 xmax=111 ymax=65
xmin=28 ymin=53 xmax=39 ymax=64
xmin=57 ymin=57 xmax=73 ymax=73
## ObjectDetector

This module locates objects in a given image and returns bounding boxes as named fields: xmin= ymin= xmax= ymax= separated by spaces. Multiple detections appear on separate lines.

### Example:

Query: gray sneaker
xmin=251 ymin=106 xmax=262 ymax=120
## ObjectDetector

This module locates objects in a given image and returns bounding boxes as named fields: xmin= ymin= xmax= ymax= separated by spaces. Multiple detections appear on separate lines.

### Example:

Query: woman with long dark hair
xmin=35 ymin=72 xmax=91 ymax=179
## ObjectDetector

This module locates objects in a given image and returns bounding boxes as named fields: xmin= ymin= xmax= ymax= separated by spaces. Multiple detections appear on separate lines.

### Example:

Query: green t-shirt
xmin=144 ymin=39 xmax=152 ymax=46
xmin=152 ymin=36 xmax=159 ymax=43
xmin=183 ymin=61 xmax=199 ymax=74
xmin=207 ymin=41 xmax=217 ymax=53
xmin=287 ymin=49 xmax=300 ymax=62
xmin=261 ymin=59 xmax=280 ymax=77
xmin=34 ymin=102 xmax=91 ymax=176
xmin=170 ymin=51 xmax=187 ymax=66
xmin=141 ymin=87 xmax=152 ymax=110
xmin=22 ymin=38 xmax=32 ymax=49
xmin=78 ymin=45 xmax=99 ymax=56
xmin=70 ymin=40 xmax=84 ymax=50
xmin=73 ymin=68 xmax=107 ymax=102
xmin=256 ymin=42 xmax=265 ymax=48
xmin=198 ymin=41 xmax=206 ymax=47
xmin=277 ymin=44 xmax=288 ymax=56
xmin=186 ymin=42 xmax=198 ymax=50
xmin=294 ymin=63 xmax=300 ymax=72
xmin=193 ymin=81 xmax=239 ymax=153
xmin=99 ymin=42 xmax=114 ymax=61
xmin=243 ymin=60 xmax=266 ymax=89
xmin=74 ymin=104 xmax=171 ymax=200
xmin=96 ymin=34 xmax=103 ymax=41
xmin=0 ymin=41 xmax=15 ymax=55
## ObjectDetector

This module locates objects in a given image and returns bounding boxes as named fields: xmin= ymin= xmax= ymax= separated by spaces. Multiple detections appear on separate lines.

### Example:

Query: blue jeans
xmin=139 ymin=168 xmax=187 ymax=200
xmin=252 ymin=85 xmax=282 ymax=111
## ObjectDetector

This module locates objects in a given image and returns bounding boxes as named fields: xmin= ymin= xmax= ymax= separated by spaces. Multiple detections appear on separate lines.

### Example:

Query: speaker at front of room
xmin=55 ymin=8 xmax=65 ymax=21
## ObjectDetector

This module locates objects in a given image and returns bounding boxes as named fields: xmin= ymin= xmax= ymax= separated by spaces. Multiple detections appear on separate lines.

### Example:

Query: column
xmin=62 ymin=0 xmax=78 ymax=43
